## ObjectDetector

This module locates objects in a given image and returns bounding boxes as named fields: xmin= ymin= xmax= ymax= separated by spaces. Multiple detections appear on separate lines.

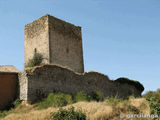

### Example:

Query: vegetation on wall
xmin=25 ymin=52 xmax=43 ymax=68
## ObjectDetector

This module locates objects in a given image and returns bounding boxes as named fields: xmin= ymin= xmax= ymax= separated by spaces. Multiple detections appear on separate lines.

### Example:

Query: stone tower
xmin=25 ymin=14 xmax=84 ymax=73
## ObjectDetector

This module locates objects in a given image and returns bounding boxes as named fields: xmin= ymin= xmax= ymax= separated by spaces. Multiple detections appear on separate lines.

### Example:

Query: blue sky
xmin=0 ymin=0 xmax=159 ymax=93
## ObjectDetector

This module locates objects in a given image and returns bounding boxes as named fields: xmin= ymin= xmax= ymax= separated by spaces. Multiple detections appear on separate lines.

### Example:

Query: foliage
xmin=115 ymin=77 xmax=144 ymax=92
xmin=106 ymin=96 xmax=140 ymax=113
xmin=12 ymin=99 xmax=22 ymax=108
xmin=0 ymin=99 xmax=22 ymax=118
xmin=37 ymin=91 xmax=105 ymax=109
xmin=0 ymin=111 xmax=9 ymax=118
xmin=50 ymin=107 xmax=87 ymax=120
xmin=91 ymin=91 xmax=104 ymax=102
xmin=37 ymin=93 xmax=72 ymax=109
xmin=143 ymin=89 xmax=160 ymax=118
xmin=143 ymin=91 xmax=160 ymax=100
xmin=106 ymin=96 xmax=122 ymax=106
xmin=74 ymin=92 xmax=91 ymax=102
xmin=25 ymin=52 xmax=43 ymax=68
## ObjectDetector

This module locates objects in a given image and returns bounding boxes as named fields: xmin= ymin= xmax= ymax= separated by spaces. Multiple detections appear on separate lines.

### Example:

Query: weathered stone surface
xmin=25 ymin=14 xmax=84 ymax=73
xmin=19 ymin=64 xmax=143 ymax=102
xmin=18 ymin=72 xmax=28 ymax=101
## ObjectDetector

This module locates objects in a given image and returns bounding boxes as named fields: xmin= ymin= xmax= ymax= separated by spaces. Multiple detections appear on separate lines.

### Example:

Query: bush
xmin=37 ymin=93 xmax=72 ymax=109
xmin=143 ymin=89 xmax=160 ymax=118
xmin=37 ymin=91 xmax=105 ymax=109
xmin=106 ymin=96 xmax=122 ymax=106
xmin=12 ymin=99 xmax=22 ymax=108
xmin=25 ymin=52 xmax=43 ymax=68
xmin=91 ymin=91 xmax=104 ymax=102
xmin=3 ymin=98 xmax=22 ymax=110
xmin=143 ymin=91 xmax=160 ymax=100
xmin=50 ymin=107 xmax=87 ymax=120
xmin=0 ymin=111 xmax=8 ymax=118
xmin=74 ymin=92 xmax=91 ymax=102
xmin=0 ymin=99 xmax=21 ymax=118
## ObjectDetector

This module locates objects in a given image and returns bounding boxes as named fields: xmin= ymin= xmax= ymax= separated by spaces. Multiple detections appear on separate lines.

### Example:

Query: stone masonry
xmin=19 ymin=64 xmax=143 ymax=102
xmin=20 ymin=14 xmax=144 ymax=103
xmin=25 ymin=14 xmax=84 ymax=73
xmin=0 ymin=14 xmax=145 ymax=109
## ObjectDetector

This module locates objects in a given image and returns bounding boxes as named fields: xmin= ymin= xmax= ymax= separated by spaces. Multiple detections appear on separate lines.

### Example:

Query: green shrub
xmin=147 ymin=97 xmax=160 ymax=119
xmin=91 ymin=91 xmax=104 ymax=102
xmin=12 ymin=99 xmax=22 ymax=108
xmin=0 ymin=99 xmax=21 ymax=118
xmin=127 ymin=95 xmax=135 ymax=100
xmin=50 ymin=107 xmax=87 ymax=120
xmin=37 ymin=93 xmax=72 ymax=109
xmin=0 ymin=111 xmax=9 ymax=118
xmin=25 ymin=52 xmax=43 ymax=68
xmin=3 ymin=98 xmax=22 ymax=110
xmin=143 ymin=89 xmax=160 ymax=118
xmin=143 ymin=91 xmax=160 ymax=100
xmin=74 ymin=92 xmax=91 ymax=102
xmin=157 ymin=89 xmax=160 ymax=94
xmin=106 ymin=96 xmax=122 ymax=106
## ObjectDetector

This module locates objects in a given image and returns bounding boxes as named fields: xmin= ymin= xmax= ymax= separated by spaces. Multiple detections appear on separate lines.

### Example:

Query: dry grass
xmin=129 ymin=98 xmax=150 ymax=114
xmin=69 ymin=102 xmax=112 ymax=120
xmin=0 ymin=98 xmax=150 ymax=120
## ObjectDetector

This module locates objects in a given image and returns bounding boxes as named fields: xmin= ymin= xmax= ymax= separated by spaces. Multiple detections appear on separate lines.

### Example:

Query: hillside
xmin=0 ymin=89 xmax=160 ymax=120
xmin=0 ymin=98 xmax=150 ymax=120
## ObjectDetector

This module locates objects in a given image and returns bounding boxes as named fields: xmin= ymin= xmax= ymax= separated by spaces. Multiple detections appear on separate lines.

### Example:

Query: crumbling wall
xmin=0 ymin=73 xmax=18 ymax=110
xmin=19 ymin=64 xmax=143 ymax=102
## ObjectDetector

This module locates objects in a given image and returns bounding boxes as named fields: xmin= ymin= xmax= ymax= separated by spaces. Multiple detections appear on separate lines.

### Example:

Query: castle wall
xmin=25 ymin=16 xmax=50 ymax=66
xmin=19 ymin=65 xmax=143 ymax=102
xmin=48 ymin=16 xmax=84 ymax=73
xmin=18 ymin=72 xmax=28 ymax=101
xmin=25 ymin=15 xmax=84 ymax=73
xmin=0 ymin=73 xmax=18 ymax=110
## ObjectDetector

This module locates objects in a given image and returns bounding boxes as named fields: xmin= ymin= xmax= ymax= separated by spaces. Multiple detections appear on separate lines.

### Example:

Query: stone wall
xmin=19 ymin=72 xmax=28 ymax=101
xmin=19 ymin=64 xmax=144 ymax=102
xmin=48 ymin=15 xmax=84 ymax=73
xmin=25 ymin=15 xmax=50 ymax=65
xmin=25 ymin=14 xmax=84 ymax=73
xmin=0 ymin=73 xmax=18 ymax=110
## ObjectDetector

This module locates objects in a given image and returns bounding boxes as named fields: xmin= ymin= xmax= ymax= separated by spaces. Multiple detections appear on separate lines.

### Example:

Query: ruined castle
xmin=25 ymin=14 xmax=84 ymax=73
xmin=0 ymin=14 xmax=144 ymax=109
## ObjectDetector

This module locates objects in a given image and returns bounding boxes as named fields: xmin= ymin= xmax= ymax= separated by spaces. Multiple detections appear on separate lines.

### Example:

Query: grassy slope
xmin=0 ymin=98 xmax=150 ymax=120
